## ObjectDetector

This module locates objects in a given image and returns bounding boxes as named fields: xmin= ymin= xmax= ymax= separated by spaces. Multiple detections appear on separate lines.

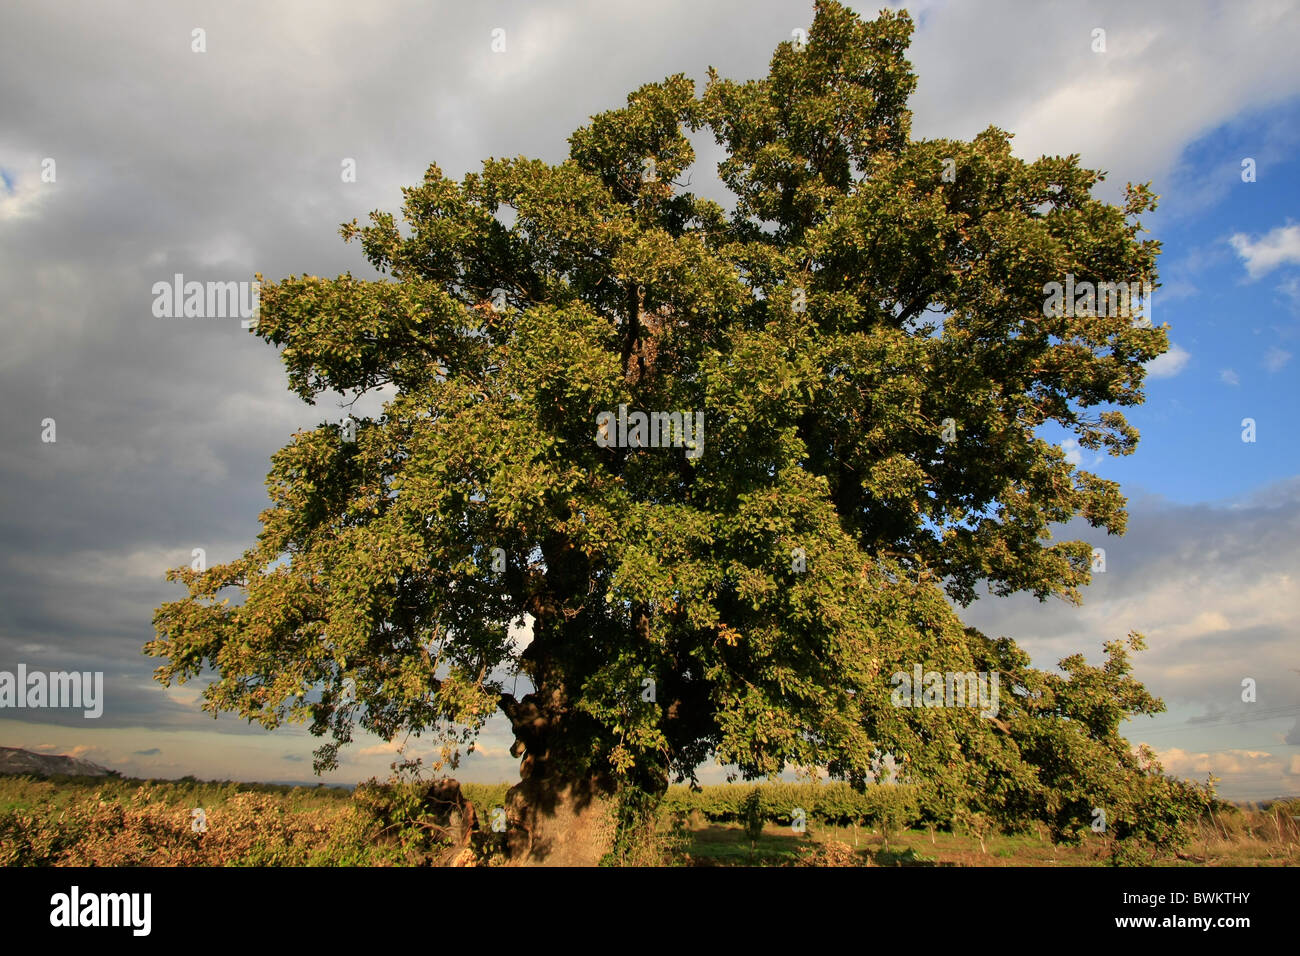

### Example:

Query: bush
xmin=0 ymin=778 xmax=404 ymax=866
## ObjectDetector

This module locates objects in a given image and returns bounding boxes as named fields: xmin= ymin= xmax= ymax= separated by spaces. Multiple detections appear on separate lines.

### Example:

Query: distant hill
xmin=0 ymin=746 xmax=116 ymax=778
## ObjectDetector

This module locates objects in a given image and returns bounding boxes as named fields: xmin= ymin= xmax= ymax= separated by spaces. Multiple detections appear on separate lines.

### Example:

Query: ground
xmin=1 ymin=774 xmax=1295 ymax=867
xmin=683 ymin=820 xmax=1299 ymax=867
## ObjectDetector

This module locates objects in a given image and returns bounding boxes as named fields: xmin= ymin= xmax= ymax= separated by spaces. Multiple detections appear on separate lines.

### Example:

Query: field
xmin=1 ymin=774 xmax=1296 ymax=867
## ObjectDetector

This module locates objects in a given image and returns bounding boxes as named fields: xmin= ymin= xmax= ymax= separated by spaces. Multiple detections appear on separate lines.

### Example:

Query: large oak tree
xmin=149 ymin=3 xmax=1202 ymax=864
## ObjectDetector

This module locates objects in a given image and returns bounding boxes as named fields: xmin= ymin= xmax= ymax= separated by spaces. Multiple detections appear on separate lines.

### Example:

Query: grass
xmin=681 ymin=814 xmax=1300 ymax=867
xmin=686 ymin=823 xmax=809 ymax=866
xmin=2 ymin=774 xmax=1295 ymax=866
xmin=0 ymin=773 xmax=353 ymax=814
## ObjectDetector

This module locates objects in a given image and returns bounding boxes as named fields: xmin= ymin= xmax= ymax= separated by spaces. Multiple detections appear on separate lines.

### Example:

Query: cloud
xmin=1262 ymin=346 xmax=1292 ymax=372
xmin=1230 ymin=223 xmax=1300 ymax=279
xmin=355 ymin=740 xmax=403 ymax=757
xmin=1156 ymin=747 xmax=1290 ymax=778
xmin=1280 ymin=276 xmax=1300 ymax=314
xmin=1220 ymin=368 xmax=1240 ymax=386
xmin=1152 ymin=745 xmax=1300 ymax=800
xmin=958 ymin=477 xmax=1300 ymax=799
xmin=0 ymin=158 xmax=56 ymax=222
xmin=1163 ymin=109 xmax=1300 ymax=221
xmin=28 ymin=744 xmax=107 ymax=762
xmin=1156 ymin=243 xmax=1234 ymax=303
xmin=508 ymin=613 xmax=534 ymax=654
xmin=903 ymin=0 xmax=1300 ymax=212
xmin=1061 ymin=439 xmax=1083 ymax=466
xmin=1145 ymin=342 xmax=1190 ymax=378
xmin=30 ymin=743 xmax=111 ymax=762
xmin=134 ymin=747 xmax=161 ymax=756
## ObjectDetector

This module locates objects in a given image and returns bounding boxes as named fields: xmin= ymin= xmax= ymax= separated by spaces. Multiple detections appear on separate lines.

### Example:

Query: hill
xmin=0 ymin=746 xmax=116 ymax=778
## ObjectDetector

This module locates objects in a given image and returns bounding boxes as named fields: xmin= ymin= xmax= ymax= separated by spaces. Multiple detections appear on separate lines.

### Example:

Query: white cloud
xmin=356 ymin=739 xmax=404 ymax=757
xmin=1280 ymin=276 xmax=1300 ymax=313
xmin=190 ymin=233 xmax=258 ymax=270
xmin=1154 ymin=747 xmax=1290 ymax=779
xmin=162 ymin=683 xmax=204 ymax=709
xmin=1189 ymin=610 xmax=1231 ymax=633
xmin=905 ymin=0 xmax=1300 ymax=212
xmin=1262 ymin=345 xmax=1292 ymax=372
xmin=0 ymin=162 xmax=54 ymax=223
xmin=1230 ymin=223 xmax=1300 ymax=279
xmin=1220 ymin=368 xmax=1240 ymax=386
xmin=1061 ymin=439 xmax=1083 ymax=466
xmin=1145 ymin=342 xmax=1190 ymax=378
xmin=1146 ymin=745 xmax=1300 ymax=800
xmin=508 ymin=613 xmax=534 ymax=654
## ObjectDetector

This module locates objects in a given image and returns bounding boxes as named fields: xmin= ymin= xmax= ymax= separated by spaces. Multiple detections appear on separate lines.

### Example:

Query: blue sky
xmin=1088 ymin=108 xmax=1300 ymax=506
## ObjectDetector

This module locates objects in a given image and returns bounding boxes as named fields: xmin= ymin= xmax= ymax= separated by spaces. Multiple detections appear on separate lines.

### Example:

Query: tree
xmin=148 ymin=2 xmax=1197 ymax=865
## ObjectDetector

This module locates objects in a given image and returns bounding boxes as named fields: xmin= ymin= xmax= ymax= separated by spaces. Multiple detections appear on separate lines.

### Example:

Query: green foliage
xmin=601 ymin=784 xmax=688 ymax=866
xmin=459 ymin=782 xmax=511 ymax=822
xmin=144 ymin=0 xmax=1188 ymax=857
xmin=352 ymin=780 xmax=445 ymax=855
xmin=1099 ymin=757 xmax=1218 ymax=865
xmin=664 ymin=780 xmax=923 ymax=834
xmin=741 ymin=787 xmax=766 ymax=844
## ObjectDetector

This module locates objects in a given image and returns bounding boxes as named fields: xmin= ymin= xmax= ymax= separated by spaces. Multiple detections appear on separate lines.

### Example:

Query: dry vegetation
xmin=0 ymin=774 xmax=1294 ymax=867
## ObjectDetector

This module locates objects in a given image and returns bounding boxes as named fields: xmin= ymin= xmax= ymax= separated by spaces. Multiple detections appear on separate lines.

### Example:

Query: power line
xmin=1129 ymin=705 xmax=1300 ymax=736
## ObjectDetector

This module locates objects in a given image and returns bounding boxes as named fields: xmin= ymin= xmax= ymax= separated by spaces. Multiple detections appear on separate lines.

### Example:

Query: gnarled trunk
xmin=492 ymin=534 xmax=631 ymax=865
xmin=504 ymin=771 xmax=615 ymax=866
xmin=499 ymin=683 xmax=617 ymax=866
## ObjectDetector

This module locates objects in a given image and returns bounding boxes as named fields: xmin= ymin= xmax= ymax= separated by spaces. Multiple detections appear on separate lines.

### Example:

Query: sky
xmin=0 ymin=0 xmax=1297 ymax=802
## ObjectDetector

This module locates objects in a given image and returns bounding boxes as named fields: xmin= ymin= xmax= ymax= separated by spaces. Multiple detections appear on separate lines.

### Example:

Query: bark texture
xmin=504 ymin=774 xmax=615 ymax=866
xmin=499 ymin=681 xmax=618 ymax=866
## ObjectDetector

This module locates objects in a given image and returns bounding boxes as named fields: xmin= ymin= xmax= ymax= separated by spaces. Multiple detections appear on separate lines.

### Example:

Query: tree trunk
xmin=504 ymin=771 xmax=616 ymax=866
xmin=495 ymin=543 xmax=629 ymax=866
xmin=499 ymin=683 xmax=618 ymax=866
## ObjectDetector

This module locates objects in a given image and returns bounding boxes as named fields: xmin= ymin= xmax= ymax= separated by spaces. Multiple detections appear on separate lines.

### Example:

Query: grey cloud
xmin=959 ymin=477 xmax=1300 ymax=741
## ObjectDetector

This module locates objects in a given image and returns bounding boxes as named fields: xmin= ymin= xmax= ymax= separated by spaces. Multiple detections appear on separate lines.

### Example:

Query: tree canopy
xmin=148 ymin=2 xmax=1208 ymax=863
